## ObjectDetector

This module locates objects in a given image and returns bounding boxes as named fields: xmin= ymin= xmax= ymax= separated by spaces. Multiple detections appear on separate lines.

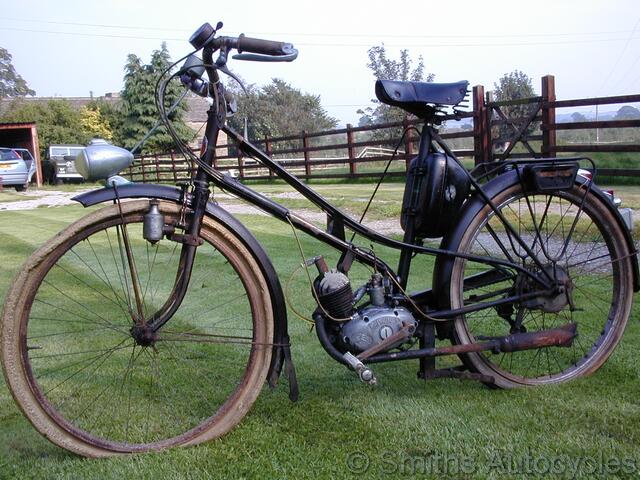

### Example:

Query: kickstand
xmin=282 ymin=336 xmax=299 ymax=401
xmin=267 ymin=334 xmax=299 ymax=401
xmin=417 ymin=322 xmax=495 ymax=385
xmin=417 ymin=322 xmax=436 ymax=379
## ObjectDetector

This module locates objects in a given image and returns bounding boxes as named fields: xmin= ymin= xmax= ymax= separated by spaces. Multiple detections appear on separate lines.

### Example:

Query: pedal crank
xmin=343 ymin=352 xmax=377 ymax=386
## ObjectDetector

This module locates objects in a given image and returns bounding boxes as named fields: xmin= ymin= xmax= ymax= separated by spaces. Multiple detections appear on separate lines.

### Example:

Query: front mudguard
xmin=73 ymin=184 xmax=298 ymax=400
xmin=432 ymin=169 xmax=640 ymax=311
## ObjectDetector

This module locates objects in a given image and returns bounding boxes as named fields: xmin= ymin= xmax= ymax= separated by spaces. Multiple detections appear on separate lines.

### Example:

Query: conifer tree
xmin=118 ymin=43 xmax=193 ymax=152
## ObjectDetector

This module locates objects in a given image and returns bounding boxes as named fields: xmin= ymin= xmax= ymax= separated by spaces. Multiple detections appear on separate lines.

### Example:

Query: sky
xmin=0 ymin=0 xmax=639 ymax=126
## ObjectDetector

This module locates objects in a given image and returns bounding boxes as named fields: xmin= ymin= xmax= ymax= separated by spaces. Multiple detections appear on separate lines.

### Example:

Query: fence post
xmin=211 ymin=141 xmax=219 ymax=169
xmin=485 ymin=91 xmax=495 ymax=162
xmin=155 ymin=154 xmax=161 ymax=183
xmin=237 ymin=148 xmax=244 ymax=179
xmin=140 ymin=154 xmax=146 ymax=183
xmin=170 ymin=152 xmax=177 ymax=182
xmin=265 ymin=136 xmax=274 ymax=179
xmin=402 ymin=115 xmax=413 ymax=172
xmin=346 ymin=124 xmax=357 ymax=176
xmin=403 ymin=116 xmax=414 ymax=171
xmin=541 ymin=75 xmax=556 ymax=158
xmin=473 ymin=85 xmax=487 ymax=165
xmin=302 ymin=130 xmax=311 ymax=178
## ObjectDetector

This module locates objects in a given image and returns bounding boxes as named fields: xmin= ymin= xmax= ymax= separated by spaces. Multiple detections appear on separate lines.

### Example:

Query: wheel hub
xmin=130 ymin=324 xmax=157 ymax=347
xmin=519 ymin=264 xmax=574 ymax=313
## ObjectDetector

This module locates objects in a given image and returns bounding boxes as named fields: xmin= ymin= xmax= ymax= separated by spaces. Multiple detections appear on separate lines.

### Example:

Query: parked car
xmin=45 ymin=145 xmax=85 ymax=184
xmin=13 ymin=148 xmax=37 ymax=184
xmin=0 ymin=147 xmax=32 ymax=191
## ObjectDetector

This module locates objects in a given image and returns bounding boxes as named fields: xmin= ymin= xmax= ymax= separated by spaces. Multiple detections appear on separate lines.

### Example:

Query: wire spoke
xmin=84 ymin=236 xmax=131 ymax=316
xmin=40 ymin=280 xmax=127 ymax=332
xmin=41 ymin=338 xmax=132 ymax=396
xmin=69 ymin=242 xmax=130 ymax=318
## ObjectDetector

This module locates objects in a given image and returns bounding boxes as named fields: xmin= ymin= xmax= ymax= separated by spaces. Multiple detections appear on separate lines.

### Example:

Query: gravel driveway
xmin=0 ymin=190 xmax=85 ymax=210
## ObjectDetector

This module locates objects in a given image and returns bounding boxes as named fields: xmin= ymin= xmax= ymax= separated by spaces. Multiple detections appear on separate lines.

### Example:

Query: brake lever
xmin=232 ymin=51 xmax=298 ymax=62
xmin=217 ymin=64 xmax=247 ymax=94
xmin=215 ymin=47 xmax=229 ymax=67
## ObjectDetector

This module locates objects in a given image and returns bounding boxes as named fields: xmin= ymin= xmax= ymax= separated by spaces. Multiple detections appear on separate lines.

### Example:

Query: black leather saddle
xmin=375 ymin=79 xmax=469 ymax=118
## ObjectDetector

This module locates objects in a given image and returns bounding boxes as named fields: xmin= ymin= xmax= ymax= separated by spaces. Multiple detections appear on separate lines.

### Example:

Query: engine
xmin=340 ymin=305 xmax=416 ymax=353
xmin=312 ymin=258 xmax=418 ymax=354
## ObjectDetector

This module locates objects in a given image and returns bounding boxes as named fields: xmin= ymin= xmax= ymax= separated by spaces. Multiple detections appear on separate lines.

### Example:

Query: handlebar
xmin=189 ymin=23 xmax=297 ymax=60
xmin=181 ymin=23 xmax=298 ymax=97
xmin=236 ymin=34 xmax=296 ymax=57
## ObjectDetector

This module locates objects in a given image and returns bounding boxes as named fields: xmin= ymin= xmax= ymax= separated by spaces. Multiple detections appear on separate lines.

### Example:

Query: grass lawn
xmin=0 ymin=191 xmax=26 ymax=203
xmin=31 ymin=182 xmax=104 ymax=193
xmin=0 ymin=192 xmax=639 ymax=479
xmin=218 ymin=181 xmax=407 ymax=221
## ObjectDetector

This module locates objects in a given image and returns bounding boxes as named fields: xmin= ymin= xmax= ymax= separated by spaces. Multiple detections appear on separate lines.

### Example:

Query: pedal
xmin=343 ymin=352 xmax=377 ymax=386
xmin=357 ymin=321 xmax=415 ymax=361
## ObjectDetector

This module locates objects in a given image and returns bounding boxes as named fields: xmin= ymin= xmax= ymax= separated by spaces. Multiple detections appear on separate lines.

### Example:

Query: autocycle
xmin=1 ymin=22 xmax=637 ymax=457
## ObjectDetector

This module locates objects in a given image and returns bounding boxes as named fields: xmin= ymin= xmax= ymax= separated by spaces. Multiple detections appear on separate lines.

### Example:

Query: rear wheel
xmin=1 ymin=200 xmax=274 ymax=456
xmin=449 ymin=183 xmax=634 ymax=388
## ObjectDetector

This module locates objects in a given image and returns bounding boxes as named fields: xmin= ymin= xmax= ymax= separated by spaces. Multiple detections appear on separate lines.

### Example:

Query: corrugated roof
xmin=0 ymin=122 xmax=37 ymax=128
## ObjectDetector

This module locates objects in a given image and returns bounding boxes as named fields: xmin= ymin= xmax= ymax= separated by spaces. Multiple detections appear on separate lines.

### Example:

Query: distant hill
xmin=556 ymin=111 xmax=618 ymax=123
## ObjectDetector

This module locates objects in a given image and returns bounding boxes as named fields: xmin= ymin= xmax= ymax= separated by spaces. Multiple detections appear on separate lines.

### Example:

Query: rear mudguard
xmin=432 ymin=169 xmax=639 ymax=311
xmin=73 ymin=184 xmax=298 ymax=400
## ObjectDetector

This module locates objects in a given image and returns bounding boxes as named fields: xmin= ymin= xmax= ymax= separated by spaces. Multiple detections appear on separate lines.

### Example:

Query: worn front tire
xmin=2 ymin=200 xmax=274 ymax=456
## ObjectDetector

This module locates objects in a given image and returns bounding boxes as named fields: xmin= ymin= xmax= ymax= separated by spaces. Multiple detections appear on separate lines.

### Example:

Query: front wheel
xmin=449 ymin=183 xmax=634 ymax=388
xmin=1 ymin=200 xmax=274 ymax=456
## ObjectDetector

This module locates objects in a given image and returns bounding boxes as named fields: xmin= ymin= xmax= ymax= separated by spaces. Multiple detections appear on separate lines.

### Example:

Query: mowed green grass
xmin=0 ymin=199 xmax=639 ymax=480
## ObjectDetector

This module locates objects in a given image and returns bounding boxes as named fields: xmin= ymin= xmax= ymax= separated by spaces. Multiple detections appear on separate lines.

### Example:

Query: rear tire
xmin=449 ymin=183 xmax=634 ymax=388
xmin=1 ymin=200 xmax=274 ymax=456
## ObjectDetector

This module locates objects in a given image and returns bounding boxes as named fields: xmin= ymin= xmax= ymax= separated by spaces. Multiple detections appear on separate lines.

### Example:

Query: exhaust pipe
xmin=363 ymin=323 xmax=578 ymax=364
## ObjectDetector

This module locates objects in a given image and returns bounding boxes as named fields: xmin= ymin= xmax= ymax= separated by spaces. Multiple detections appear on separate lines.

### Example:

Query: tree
xmin=492 ymin=70 xmax=536 ymax=144
xmin=0 ymin=99 xmax=88 ymax=157
xmin=0 ymin=47 xmax=35 ymax=98
xmin=357 ymin=44 xmax=432 ymax=129
xmin=80 ymin=106 xmax=114 ymax=141
xmin=118 ymin=43 xmax=193 ymax=153
xmin=227 ymin=78 xmax=337 ymax=145
xmin=87 ymin=98 xmax=122 ymax=143
xmin=493 ymin=70 xmax=535 ymax=103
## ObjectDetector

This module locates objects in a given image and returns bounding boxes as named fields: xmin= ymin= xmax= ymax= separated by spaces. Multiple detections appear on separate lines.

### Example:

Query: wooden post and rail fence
xmin=124 ymin=75 xmax=640 ymax=184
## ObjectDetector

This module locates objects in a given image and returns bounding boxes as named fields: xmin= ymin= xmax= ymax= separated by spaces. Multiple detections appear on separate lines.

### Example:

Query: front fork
xmin=145 ymin=183 xmax=209 ymax=334
xmin=127 ymin=186 xmax=209 ymax=346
